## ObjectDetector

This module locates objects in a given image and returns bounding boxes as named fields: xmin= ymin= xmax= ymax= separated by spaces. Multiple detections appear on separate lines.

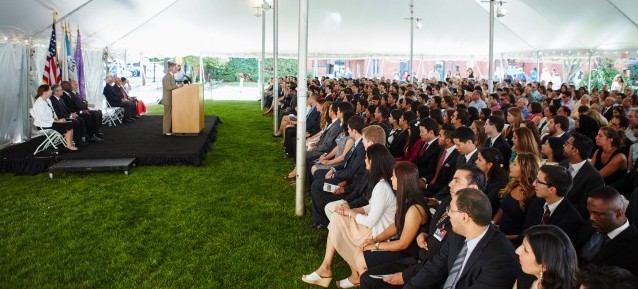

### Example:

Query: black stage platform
xmin=0 ymin=115 xmax=220 ymax=175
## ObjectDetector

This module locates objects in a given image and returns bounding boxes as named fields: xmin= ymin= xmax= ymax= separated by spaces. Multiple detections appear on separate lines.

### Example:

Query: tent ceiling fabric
xmin=1 ymin=0 xmax=638 ymax=58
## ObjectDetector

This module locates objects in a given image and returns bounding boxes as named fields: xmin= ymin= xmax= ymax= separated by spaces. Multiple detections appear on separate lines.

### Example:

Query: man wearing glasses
xmin=560 ymin=132 xmax=605 ymax=219
xmin=523 ymin=165 xmax=583 ymax=242
xmin=404 ymin=188 xmax=518 ymax=289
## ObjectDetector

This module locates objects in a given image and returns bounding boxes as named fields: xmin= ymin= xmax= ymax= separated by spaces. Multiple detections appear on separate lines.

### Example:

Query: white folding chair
xmin=101 ymin=99 xmax=124 ymax=127
xmin=29 ymin=108 xmax=67 ymax=155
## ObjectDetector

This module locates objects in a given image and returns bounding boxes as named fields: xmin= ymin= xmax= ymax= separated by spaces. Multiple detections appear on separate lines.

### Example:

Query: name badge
xmin=434 ymin=228 xmax=447 ymax=241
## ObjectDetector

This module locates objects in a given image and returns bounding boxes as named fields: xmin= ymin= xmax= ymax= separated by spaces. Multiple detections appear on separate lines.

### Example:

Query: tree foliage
xmin=171 ymin=56 xmax=299 ymax=82
xmin=581 ymin=58 xmax=621 ymax=90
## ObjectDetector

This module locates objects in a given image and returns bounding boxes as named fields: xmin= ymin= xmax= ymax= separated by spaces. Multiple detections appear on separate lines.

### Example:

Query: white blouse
xmin=355 ymin=179 xmax=397 ymax=237
xmin=32 ymin=97 xmax=56 ymax=128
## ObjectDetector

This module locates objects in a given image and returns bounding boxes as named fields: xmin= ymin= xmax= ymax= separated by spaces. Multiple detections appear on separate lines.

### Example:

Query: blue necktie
xmin=443 ymin=241 xmax=468 ymax=289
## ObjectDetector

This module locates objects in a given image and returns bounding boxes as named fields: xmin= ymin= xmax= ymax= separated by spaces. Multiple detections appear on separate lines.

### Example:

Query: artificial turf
xmin=0 ymin=101 xmax=349 ymax=288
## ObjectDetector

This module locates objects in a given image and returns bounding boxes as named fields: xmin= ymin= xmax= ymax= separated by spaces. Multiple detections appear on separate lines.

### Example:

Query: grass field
xmin=0 ymin=101 xmax=349 ymax=288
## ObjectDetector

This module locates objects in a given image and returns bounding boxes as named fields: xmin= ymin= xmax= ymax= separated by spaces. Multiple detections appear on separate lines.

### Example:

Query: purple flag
xmin=74 ymin=29 xmax=86 ymax=100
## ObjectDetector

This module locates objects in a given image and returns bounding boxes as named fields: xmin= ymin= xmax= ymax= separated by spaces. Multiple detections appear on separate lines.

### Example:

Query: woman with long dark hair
xmin=476 ymin=147 xmax=509 ymax=217
xmin=493 ymin=152 xmax=540 ymax=239
xmin=592 ymin=127 xmax=627 ymax=186
xmin=514 ymin=225 xmax=578 ymax=289
xmin=354 ymin=162 xmax=428 ymax=279
xmin=540 ymin=137 xmax=565 ymax=166
xmin=396 ymin=120 xmax=424 ymax=163
xmin=303 ymin=144 xmax=397 ymax=288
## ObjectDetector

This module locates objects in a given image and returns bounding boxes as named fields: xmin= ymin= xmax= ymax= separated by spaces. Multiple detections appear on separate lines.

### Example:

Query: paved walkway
xmin=125 ymin=77 xmax=261 ymax=104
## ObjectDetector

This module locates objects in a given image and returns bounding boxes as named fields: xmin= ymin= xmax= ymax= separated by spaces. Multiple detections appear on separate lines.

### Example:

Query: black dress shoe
xmin=97 ymin=133 xmax=104 ymax=137
xmin=272 ymin=134 xmax=282 ymax=138
xmin=307 ymin=223 xmax=319 ymax=229
xmin=123 ymin=118 xmax=133 ymax=123
xmin=90 ymin=136 xmax=103 ymax=142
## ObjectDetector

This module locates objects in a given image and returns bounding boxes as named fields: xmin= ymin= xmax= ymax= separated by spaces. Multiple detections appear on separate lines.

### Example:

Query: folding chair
xmin=29 ymin=108 xmax=67 ymax=155
xmin=101 ymin=99 xmax=124 ymax=127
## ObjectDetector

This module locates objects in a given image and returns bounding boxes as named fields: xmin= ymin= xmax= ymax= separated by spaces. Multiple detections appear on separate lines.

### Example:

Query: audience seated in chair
xmin=32 ymin=84 xmax=78 ymax=151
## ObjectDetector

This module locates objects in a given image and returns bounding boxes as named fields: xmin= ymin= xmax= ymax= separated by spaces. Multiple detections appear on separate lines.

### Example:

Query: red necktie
xmin=430 ymin=149 xmax=447 ymax=184
xmin=419 ymin=142 xmax=429 ymax=156
xmin=541 ymin=204 xmax=551 ymax=224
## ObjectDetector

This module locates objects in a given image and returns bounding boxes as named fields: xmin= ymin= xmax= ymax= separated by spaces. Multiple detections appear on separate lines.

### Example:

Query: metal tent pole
xmin=488 ymin=0 xmax=495 ymax=93
xmin=272 ymin=0 xmax=279 ymax=134
xmin=295 ymin=0 xmax=309 ymax=216
xmin=260 ymin=9 xmax=266 ymax=109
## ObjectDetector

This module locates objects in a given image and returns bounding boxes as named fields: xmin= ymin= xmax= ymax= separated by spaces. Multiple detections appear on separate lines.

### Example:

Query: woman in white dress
xmin=302 ymin=144 xmax=397 ymax=288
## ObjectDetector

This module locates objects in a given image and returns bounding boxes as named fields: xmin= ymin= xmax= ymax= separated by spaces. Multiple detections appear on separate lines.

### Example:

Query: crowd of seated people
xmin=263 ymin=75 xmax=638 ymax=288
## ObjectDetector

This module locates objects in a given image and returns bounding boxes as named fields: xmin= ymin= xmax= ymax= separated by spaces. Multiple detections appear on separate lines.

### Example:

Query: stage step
xmin=48 ymin=158 xmax=136 ymax=179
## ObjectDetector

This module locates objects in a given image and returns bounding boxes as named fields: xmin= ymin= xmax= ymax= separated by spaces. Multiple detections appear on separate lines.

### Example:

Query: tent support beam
xmin=295 ymin=0 xmax=309 ymax=217
xmin=273 ymin=0 xmax=279 ymax=134
xmin=33 ymin=0 xmax=95 ymax=37
xmin=605 ymin=0 xmax=638 ymax=30
xmin=488 ymin=0 xmax=494 ymax=93
xmin=109 ymin=0 xmax=182 ymax=46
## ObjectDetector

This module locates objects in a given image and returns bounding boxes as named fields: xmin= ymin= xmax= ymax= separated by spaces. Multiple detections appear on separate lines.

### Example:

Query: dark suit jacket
xmin=388 ymin=129 xmax=407 ymax=158
xmin=334 ymin=140 xmax=365 ymax=181
xmin=61 ymin=91 xmax=82 ymax=113
xmin=601 ymin=105 xmax=614 ymax=121
xmin=575 ymin=221 xmax=638 ymax=275
xmin=404 ymin=224 xmax=518 ymax=289
xmin=305 ymin=107 xmax=321 ymax=135
xmin=103 ymin=84 xmax=123 ymax=106
xmin=560 ymin=160 xmax=605 ymax=219
xmin=345 ymin=168 xmax=369 ymax=209
xmin=522 ymin=198 xmax=583 ymax=242
xmin=49 ymin=96 xmax=72 ymax=119
xmin=415 ymin=139 xmax=442 ymax=181
xmin=425 ymin=149 xmax=460 ymax=197
xmin=486 ymin=135 xmax=512 ymax=170
xmin=455 ymin=150 xmax=479 ymax=168
xmin=315 ymin=119 xmax=341 ymax=153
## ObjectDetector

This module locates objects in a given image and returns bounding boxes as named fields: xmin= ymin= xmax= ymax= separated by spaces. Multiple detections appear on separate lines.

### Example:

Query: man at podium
xmin=162 ymin=62 xmax=183 ymax=136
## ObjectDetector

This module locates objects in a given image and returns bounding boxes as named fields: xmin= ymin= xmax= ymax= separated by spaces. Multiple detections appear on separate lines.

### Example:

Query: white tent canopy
xmin=1 ymin=0 xmax=638 ymax=149
xmin=2 ymin=0 xmax=638 ymax=58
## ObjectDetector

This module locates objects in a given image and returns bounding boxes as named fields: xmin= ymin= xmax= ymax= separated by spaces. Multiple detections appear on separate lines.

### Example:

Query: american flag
xmin=42 ymin=20 xmax=61 ymax=85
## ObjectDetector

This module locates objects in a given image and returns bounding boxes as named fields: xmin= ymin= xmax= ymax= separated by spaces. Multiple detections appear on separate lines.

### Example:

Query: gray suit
xmin=162 ymin=72 xmax=178 ymax=134
xmin=307 ymin=119 xmax=342 ymax=160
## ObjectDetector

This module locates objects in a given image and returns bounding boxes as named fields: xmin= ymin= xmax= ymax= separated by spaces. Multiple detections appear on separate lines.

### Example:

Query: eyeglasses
xmin=534 ymin=178 xmax=550 ymax=186
xmin=563 ymin=142 xmax=575 ymax=149
xmin=446 ymin=206 xmax=464 ymax=215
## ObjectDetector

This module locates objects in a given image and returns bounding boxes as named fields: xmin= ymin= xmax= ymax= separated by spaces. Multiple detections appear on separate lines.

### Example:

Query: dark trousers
xmin=117 ymin=101 xmax=137 ymax=119
xmin=77 ymin=112 xmax=98 ymax=137
xmin=360 ymin=260 xmax=421 ymax=289
xmin=310 ymin=169 xmax=345 ymax=226
xmin=69 ymin=117 xmax=86 ymax=142
xmin=284 ymin=126 xmax=297 ymax=155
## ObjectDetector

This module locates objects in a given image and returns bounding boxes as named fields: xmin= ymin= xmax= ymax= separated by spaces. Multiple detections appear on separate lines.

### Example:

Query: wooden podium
xmin=171 ymin=83 xmax=204 ymax=135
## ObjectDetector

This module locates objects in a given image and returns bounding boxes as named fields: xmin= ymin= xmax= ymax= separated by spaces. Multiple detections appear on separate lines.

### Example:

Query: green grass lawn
xmin=0 ymin=101 xmax=349 ymax=288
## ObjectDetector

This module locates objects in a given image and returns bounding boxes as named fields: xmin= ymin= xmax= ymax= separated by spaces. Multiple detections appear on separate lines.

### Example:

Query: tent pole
xmin=295 ymin=0 xmax=309 ymax=217
xmin=260 ymin=9 xmax=266 ymax=110
xmin=587 ymin=49 xmax=594 ymax=93
xmin=273 ymin=0 xmax=279 ymax=134
xmin=488 ymin=0 xmax=495 ymax=93
xmin=536 ymin=51 xmax=540 ymax=83
xmin=409 ymin=0 xmax=414 ymax=83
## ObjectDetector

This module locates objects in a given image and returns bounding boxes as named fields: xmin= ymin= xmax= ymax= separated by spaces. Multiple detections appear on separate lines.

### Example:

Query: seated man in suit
xmin=541 ymin=115 xmax=571 ymax=144
xmin=416 ymin=118 xmax=442 ymax=190
xmin=309 ymin=116 xmax=366 ymax=228
xmin=452 ymin=126 xmax=478 ymax=167
xmin=575 ymin=186 xmax=638 ymax=275
xmin=359 ymin=165 xmax=487 ymax=289
xmin=283 ymin=93 xmax=321 ymax=157
xmin=103 ymin=75 xmax=136 ymax=122
xmin=404 ymin=188 xmax=519 ymax=289
xmin=561 ymin=132 xmax=605 ymax=219
xmin=60 ymin=81 xmax=102 ymax=142
xmin=424 ymin=124 xmax=459 ymax=198
xmin=484 ymin=115 xmax=512 ymax=170
xmin=49 ymin=84 xmax=87 ymax=145
xmin=306 ymin=102 xmax=347 ymax=161
xmin=523 ymin=165 xmax=583 ymax=242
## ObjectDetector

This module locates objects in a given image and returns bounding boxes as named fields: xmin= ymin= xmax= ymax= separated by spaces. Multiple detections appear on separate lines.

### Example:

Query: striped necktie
xmin=443 ymin=241 xmax=468 ymax=289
